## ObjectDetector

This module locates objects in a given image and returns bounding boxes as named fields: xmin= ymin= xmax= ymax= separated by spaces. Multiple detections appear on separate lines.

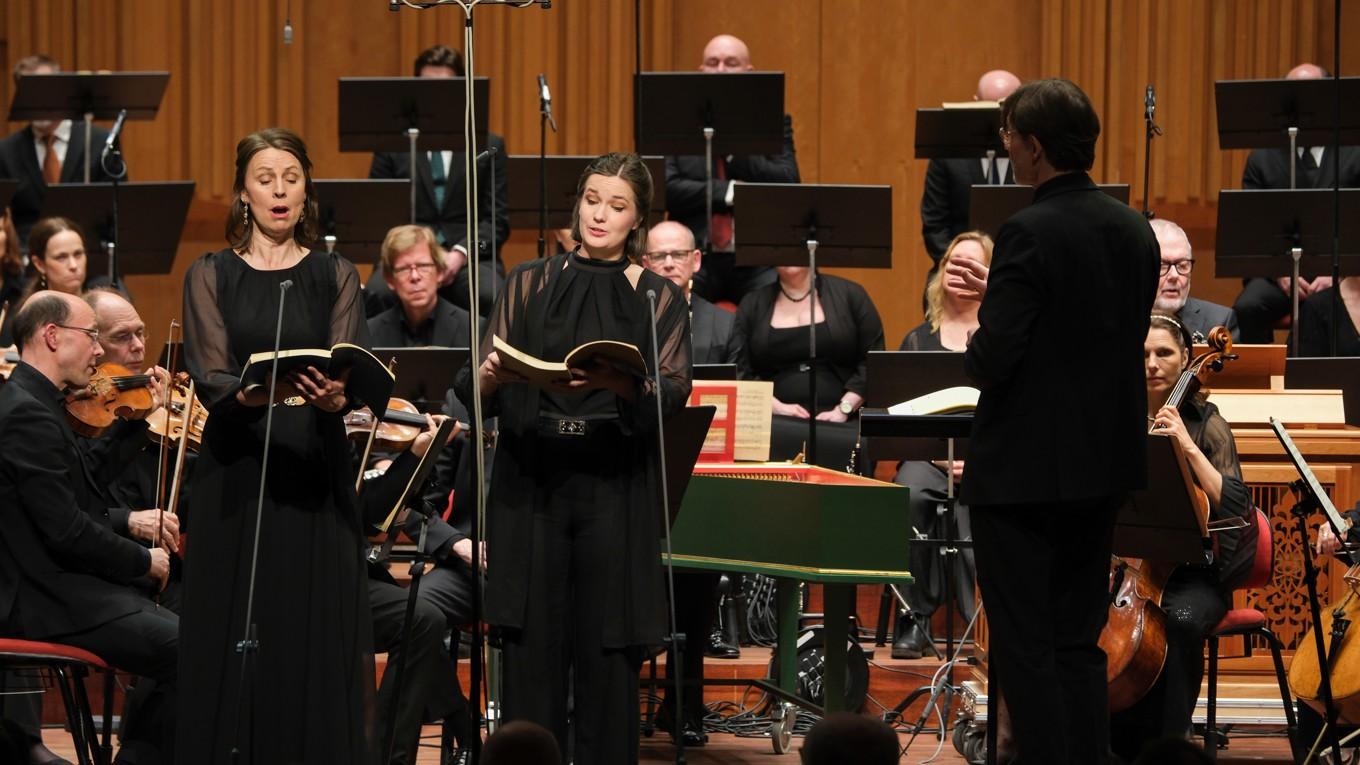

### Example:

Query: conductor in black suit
xmin=1231 ymin=63 xmax=1360 ymax=344
xmin=0 ymin=291 xmax=176 ymax=764
xmin=947 ymin=79 xmax=1159 ymax=765
xmin=0 ymin=55 xmax=124 ymax=246
xmin=665 ymin=35 xmax=801 ymax=306
xmin=366 ymin=45 xmax=509 ymax=319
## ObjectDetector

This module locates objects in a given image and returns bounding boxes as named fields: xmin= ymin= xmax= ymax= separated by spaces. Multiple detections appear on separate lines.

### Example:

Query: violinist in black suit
xmin=1231 ymin=63 xmax=1360 ymax=344
xmin=367 ymin=224 xmax=472 ymax=349
xmin=0 ymin=292 xmax=175 ymax=765
xmin=366 ymin=45 xmax=509 ymax=318
xmin=947 ymin=79 xmax=1159 ymax=765
xmin=0 ymin=55 xmax=124 ymax=246
xmin=665 ymin=35 xmax=800 ymax=306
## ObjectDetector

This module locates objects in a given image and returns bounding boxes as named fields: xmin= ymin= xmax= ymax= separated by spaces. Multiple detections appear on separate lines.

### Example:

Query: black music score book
xmin=239 ymin=343 xmax=394 ymax=417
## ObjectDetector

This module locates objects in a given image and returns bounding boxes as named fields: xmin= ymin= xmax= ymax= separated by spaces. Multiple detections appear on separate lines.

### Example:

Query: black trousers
xmin=59 ymin=602 xmax=179 ymax=765
xmin=690 ymin=253 xmax=776 ymax=307
xmin=971 ymin=496 xmax=1122 ymax=765
xmin=1232 ymin=277 xmax=1291 ymax=344
xmin=370 ymin=568 xmax=469 ymax=765
xmin=896 ymin=461 xmax=976 ymax=619
xmin=499 ymin=471 xmax=645 ymax=765
xmin=659 ymin=571 xmax=720 ymax=725
xmin=1111 ymin=566 xmax=1228 ymax=761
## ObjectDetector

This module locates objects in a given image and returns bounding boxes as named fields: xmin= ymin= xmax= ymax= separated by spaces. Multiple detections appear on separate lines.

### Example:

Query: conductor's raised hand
xmin=288 ymin=366 xmax=348 ymax=412
xmin=479 ymin=351 xmax=526 ymax=396
xmin=945 ymin=257 xmax=990 ymax=301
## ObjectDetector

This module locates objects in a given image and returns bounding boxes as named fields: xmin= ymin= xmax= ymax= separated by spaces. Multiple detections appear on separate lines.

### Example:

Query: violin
xmin=146 ymin=373 xmax=207 ymax=451
xmin=344 ymin=398 xmax=429 ymax=451
xmin=1100 ymin=324 xmax=1236 ymax=712
xmin=65 ymin=362 xmax=159 ymax=438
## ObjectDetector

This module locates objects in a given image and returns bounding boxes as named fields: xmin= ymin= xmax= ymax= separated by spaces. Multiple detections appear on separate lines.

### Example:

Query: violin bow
xmin=166 ymin=378 xmax=196 ymax=519
xmin=354 ymin=357 xmax=398 ymax=492
xmin=154 ymin=320 xmax=182 ymax=560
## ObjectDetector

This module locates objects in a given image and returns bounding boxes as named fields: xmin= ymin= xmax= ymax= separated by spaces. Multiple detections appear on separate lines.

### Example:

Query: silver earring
xmin=242 ymin=207 xmax=249 ymax=225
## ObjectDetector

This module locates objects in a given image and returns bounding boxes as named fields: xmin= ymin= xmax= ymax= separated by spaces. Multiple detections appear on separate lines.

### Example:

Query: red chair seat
xmin=1212 ymin=608 xmax=1267 ymax=636
xmin=0 ymin=638 xmax=109 ymax=669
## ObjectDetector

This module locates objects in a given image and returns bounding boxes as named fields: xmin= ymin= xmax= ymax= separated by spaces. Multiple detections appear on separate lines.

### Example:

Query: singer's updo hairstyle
xmin=568 ymin=152 xmax=653 ymax=262
xmin=225 ymin=127 xmax=320 ymax=252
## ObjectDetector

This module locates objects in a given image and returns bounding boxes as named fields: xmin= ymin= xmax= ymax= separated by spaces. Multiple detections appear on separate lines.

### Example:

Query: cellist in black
xmin=1110 ymin=313 xmax=1258 ymax=761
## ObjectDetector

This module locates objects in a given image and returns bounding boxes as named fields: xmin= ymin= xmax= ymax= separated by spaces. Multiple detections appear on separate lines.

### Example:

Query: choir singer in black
xmin=947 ymin=79 xmax=1160 ymax=765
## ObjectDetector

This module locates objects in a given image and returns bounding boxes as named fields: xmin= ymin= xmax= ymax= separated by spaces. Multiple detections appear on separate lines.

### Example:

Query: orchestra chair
xmin=1202 ymin=508 xmax=1297 ymax=759
xmin=0 ymin=638 xmax=115 ymax=765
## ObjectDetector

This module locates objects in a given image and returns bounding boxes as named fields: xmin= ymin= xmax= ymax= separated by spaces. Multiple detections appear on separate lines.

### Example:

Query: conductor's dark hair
xmin=13 ymin=292 xmax=72 ymax=352
xmin=414 ymin=45 xmax=465 ymax=77
xmin=1001 ymin=78 xmax=1101 ymax=173
xmin=800 ymin=712 xmax=900 ymax=765
xmin=225 ymin=128 xmax=320 ymax=252
xmin=569 ymin=152 xmax=653 ymax=261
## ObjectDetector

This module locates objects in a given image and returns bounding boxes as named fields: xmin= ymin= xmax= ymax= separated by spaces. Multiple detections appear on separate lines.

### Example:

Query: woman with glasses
xmin=179 ymin=128 xmax=374 ymax=764
xmin=367 ymin=223 xmax=471 ymax=348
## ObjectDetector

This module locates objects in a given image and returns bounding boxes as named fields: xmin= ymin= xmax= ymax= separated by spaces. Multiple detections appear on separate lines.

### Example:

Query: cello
xmin=1288 ymin=518 xmax=1360 ymax=740
xmin=1101 ymin=325 xmax=1236 ymax=711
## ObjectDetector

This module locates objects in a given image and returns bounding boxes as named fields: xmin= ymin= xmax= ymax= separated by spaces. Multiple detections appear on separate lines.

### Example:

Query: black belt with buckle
xmin=537 ymin=416 xmax=615 ymax=438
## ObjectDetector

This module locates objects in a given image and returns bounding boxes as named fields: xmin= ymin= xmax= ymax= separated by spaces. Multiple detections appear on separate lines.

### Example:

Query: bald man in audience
xmin=1148 ymin=218 xmax=1240 ymax=343
xmin=642 ymin=221 xmax=741 ymax=365
xmin=665 ymin=34 xmax=801 ymax=305
xmin=1231 ymin=62 xmax=1360 ymax=344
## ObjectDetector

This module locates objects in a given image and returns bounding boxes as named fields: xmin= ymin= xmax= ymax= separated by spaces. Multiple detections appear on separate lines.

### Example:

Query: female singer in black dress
xmin=179 ymin=128 xmax=373 ymax=764
xmin=464 ymin=152 xmax=691 ymax=765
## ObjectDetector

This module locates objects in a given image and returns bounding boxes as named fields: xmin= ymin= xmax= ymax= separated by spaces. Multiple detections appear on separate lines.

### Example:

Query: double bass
xmin=1100 ymin=325 xmax=1236 ymax=712
xmin=1288 ymin=523 xmax=1360 ymax=726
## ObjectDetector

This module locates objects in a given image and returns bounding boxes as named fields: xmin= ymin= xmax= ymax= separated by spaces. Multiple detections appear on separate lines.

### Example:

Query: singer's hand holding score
xmin=287 ymin=365 xmax=348 ymax=412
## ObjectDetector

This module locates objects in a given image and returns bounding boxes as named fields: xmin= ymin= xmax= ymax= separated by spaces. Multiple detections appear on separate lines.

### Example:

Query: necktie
xmin=988 ymin=159 xmax=1001 ymax=185
xmin=1299 ymin=148 xmax=1320 ymax=188
xmin=430 ymin=151 xmax=447 ymax=210
xmin=710 ymin=157 xmax=734 ymax=252
xmin=43 ymin=133 xmax=62 ymax=184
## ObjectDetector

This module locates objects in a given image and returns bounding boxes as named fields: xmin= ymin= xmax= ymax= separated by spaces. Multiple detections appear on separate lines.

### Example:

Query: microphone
xmin=283 ymin=20 xmax=293 ymax=44
xmin=1145 ymin=84 xmax=1156 ymax=122
xmin=102 ymin=108 xmax=128 ymax=159
xmin=537 ymin=73 xmax=558 ymax=133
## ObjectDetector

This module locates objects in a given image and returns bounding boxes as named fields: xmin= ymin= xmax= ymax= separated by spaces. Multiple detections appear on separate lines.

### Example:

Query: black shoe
xmin=892 ymin=614 xmax=932 ymax=660
xmin=705 ymin=631 xmax=740 ymax=659
xmin=654 ymin=706 xmax=708 ymax=748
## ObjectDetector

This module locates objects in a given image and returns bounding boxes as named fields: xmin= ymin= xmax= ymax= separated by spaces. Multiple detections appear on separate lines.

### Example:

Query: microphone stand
xmin=229 ymin=278 xmax=293 ymax=765
xmin=538 ymin=74 xmax=557 ymax=260
xmin=646 ymin=288 xmax=687 ymax=765
xmin=1330 ymin=0 xmax=1343 ymax=357
xmin=100 ymin=108 xmax=129 ymax=291
xmin=1141 ymin=84 xmax=1161 ymax=219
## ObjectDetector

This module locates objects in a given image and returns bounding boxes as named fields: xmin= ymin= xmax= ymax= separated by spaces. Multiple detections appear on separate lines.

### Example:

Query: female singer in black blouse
xmin=179 ymin=128 xmax=373 ymax=764
xmin=464 ymin=152 xmax=691 ymax=765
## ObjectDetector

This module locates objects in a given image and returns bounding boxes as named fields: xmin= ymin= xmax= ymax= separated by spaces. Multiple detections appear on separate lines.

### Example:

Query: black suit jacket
xmin=367 ymin=297 xmax=472 ymax=349
xmin=0 ymin=362 xmax=152 ymax=639
xmin=1242 ymin=146 xmax=1360 ymax=190
xmin=665 ymin=114 xmax=800 ymax=249
xmin=961 ymin=172 xmax=1160 ymax=507
xmin=691 ymin=294 xmax=739 ymax=365
xmin=0 ymin=123 xmax=121 ymax=246
xmin=1178 ymin=296 xmax=1240 ymax=343
xmin=920 ymin=157 xmax=1013 ymax=263
xmin=368 ymin=132 xmax=510 ymax=260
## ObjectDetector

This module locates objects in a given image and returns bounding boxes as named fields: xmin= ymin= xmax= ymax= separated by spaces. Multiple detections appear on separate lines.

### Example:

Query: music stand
xmin=1115 ymin=435 xmax=1211 ymax=562
xmin=1214 ymin=78 xmax=1360 ymax=151
xmin=968 ymin=184 xmax=1131 ymax=238
xmin=635 ymin=72 xmax=785 ymax=252
xmin=336 ymin=77 xmax=490 ymax=224
xmin=8 ymin=72 xmax=170 ymax=183
xmin=693 ymin=363 xmax=737 ymax=381
xmin=373 ymin=347 xmax=470 ymax=413
xmin=40 ymin=182 xmax=193 ymax=277
xmin=1272 ymin=417 xmax=1351 ymax=764
xmin=1214 ymin=189 xmax=1360 ymax=354
xmin=504 ymin=155 xmax=667 ymax=229
xmin=1286 ymin=357 xmax=1360 ymax=426
xmin=313 ymin=180 xmax=409 ymax=264
xmin=914 ymin=106 xmax=1008 ymax=183
xmin=737 ymin=183 xmax=892 ymax=465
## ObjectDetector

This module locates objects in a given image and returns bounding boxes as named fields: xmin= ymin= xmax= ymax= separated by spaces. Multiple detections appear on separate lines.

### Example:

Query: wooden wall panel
xmin=0 ymin=0 xmax=1355 ymax=353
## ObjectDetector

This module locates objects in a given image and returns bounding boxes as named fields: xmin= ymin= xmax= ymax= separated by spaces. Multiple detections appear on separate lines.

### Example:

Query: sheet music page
xmin=733 ymin=380 xmax=774 ymax=461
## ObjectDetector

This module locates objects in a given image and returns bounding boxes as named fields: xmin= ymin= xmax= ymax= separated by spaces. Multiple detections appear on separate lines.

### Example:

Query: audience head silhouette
xmin=481 ymin=720 xmax=562 ymax=765
xmin=800 ymin=712 xmax=899 ymax=765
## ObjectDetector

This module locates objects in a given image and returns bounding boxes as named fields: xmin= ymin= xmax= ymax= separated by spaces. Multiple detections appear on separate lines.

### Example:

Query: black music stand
xmin=1215 ymin=189 xmax=1360 ymax=354
xmin=504 ymin=155 xmax=667 ymax=230
xmin=1272 ymin=417 xmax=1351 ymax=765
xmin=313 ymin=179 xmax=409 ymax=265
xmin=1115 ymin=435 xmax=1211 ymax=563
xmin=1215 ymin=78 xmax=1360 ymax=151
xmin=373 ymin=347 xmax=470 ymax=413
xmin=737 ymin=183 xmax=893 ymax=465
xmin=968 ymin=184 xmax=1131 ymax=238
xmin=8 ymin=72 xmax=169 ymax=184
xmin=337 ymin=77 xmax=490 ymax=225
xmin=692 ymin=363 xmax=737 ymax=381
xmin=1286 ymin=357 xmax=1360 ymax=426
xmin=914 ymin=105 xmax=1008 ymax=183
xmin=635 ymin=72 xmax=785 ymax=252
xmin=40 ymin=182 xmax=193 ymax=277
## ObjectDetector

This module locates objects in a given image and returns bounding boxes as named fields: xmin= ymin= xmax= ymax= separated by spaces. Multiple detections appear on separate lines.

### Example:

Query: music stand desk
xmin=39 ymin=182 xmax=193 ymax=276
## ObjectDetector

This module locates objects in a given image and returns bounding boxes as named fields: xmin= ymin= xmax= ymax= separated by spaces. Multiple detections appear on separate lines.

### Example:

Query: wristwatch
xmin=838 ymin=400 xmax=855 ymax=416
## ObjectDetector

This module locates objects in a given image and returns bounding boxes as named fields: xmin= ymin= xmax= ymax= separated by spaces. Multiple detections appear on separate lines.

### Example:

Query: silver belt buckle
xmin=557 ymin=419 xmax=586 ymax=436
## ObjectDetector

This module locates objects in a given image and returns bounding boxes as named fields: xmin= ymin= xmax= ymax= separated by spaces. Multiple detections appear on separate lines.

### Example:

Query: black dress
xmin=179 ymin=249 xmax=373 ymax=765
xmin=458 ymin=251 xmax=691 ymax=765
xmin=899 ymin=321 xmax=947 ymax=351
xmin=1297 ymin=286 xmax=1360 ymax=357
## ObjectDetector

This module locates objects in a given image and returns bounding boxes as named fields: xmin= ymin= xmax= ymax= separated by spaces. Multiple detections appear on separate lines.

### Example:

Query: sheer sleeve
xmin=330 ymin=254 xmax=369 ymax=348
xmin=842 ymin=280 xmax=886 ymax=397
xmin=183 ymin=254 xmax=244 ymax=412
xmin=454 ymin=259 xmax=531 ymax=418
xmin=620 ymin=277 xmax=692 ymax=434
xmin=1198 ymin=408 xmax=1258 ymax=588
